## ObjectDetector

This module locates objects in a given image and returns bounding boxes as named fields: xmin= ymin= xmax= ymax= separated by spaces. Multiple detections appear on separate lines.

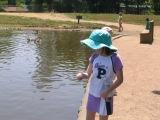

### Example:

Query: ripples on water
xmin=0 ymin=30 xmax=91 ymax=120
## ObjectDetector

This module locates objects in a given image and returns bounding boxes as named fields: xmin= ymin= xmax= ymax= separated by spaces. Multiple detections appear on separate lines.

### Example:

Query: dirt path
xmin=0 ymin=12 xmax=160 ymax=120
xmin=110 ymin=34 xmax=160 ymax=120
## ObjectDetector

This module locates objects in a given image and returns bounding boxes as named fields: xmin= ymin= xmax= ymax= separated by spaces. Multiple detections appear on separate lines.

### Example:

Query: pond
xmin=0 ymin=29 xmax=91 ymax=120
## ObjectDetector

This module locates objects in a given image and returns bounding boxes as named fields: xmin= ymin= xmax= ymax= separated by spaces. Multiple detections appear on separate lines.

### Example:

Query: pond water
xmin=0 ymin=30 xmax=91 ymax=120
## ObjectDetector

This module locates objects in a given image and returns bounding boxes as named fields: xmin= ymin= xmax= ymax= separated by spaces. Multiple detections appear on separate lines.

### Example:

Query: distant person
xmin=145 ymin=18 xmax=150 ymax=30
xmin=118 ymin=12 xmax=123 ymax=32
xmin=76 ymin=29 xmax=123 ymax=120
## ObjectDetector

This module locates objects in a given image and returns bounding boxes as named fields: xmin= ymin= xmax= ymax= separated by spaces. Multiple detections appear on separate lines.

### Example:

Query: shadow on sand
xmin=152 ymin=90 xmax=160 ymax=95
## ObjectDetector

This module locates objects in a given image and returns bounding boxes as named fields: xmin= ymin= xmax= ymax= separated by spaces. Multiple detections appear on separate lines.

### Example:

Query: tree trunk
xmin=8 ymin=0 xmax=16 ymax=6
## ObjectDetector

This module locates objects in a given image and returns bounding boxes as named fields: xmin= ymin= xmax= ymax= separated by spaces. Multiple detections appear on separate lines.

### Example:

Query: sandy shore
xmin=0 ymin=12 xmax=160 ymax=120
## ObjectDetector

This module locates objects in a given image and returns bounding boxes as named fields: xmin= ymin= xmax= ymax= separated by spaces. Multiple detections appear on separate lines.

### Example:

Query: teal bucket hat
xmin=80 ymin=29 xmax=117 ymax=51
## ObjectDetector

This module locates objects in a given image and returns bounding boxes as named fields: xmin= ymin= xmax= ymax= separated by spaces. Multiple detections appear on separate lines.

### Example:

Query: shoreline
xmin=0 ymin=26 xmax=93 ymax=31
xmin=77 ymin=80 xmax=90 ymax=120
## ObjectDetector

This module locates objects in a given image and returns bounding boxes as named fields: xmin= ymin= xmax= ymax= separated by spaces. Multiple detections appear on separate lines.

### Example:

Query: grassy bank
xmin=0 ymin=13 xmax=159 ymax=30
xmin=65 ymin=13 xmax=160 ymax=26
xmin=0 ymin=14 xmax=107 ymax=29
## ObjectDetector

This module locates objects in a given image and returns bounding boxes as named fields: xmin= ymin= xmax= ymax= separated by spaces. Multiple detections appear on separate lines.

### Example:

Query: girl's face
xmin=95 ymin=48 xmax=104 ymax=55
xmin=95 ymin=47 xmax=112 ymax=56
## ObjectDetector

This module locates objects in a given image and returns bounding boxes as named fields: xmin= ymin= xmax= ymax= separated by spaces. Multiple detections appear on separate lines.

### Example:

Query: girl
xmin=118 ymin=12 xmax=123 ymax=32
xmin=76 ymin=29 xmax=123 ymax=120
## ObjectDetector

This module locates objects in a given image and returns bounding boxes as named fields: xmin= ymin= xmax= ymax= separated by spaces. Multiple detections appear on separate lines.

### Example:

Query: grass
xmin=0 ymin=13 xmax=159 ymax=30
xmin=0 ymin=29 xmax=13 ymax=37
xmin=65 ymin=13 xmax=160 ymax=26
xmin=0 ymin=14 xmax=107 ymax=29
xmin=0 ymin=15 xmax=72 ymax=27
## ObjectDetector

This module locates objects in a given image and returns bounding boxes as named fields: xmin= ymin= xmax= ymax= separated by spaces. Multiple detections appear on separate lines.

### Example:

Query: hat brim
xmin=80 ymin=39 xmax=117 ymax=50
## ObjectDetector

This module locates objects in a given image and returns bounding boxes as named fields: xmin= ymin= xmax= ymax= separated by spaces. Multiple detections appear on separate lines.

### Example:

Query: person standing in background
xmin=145 ymin=18 xmax=150 ymax=30
xmin=118 ymin=12 xmax=123 ymax=32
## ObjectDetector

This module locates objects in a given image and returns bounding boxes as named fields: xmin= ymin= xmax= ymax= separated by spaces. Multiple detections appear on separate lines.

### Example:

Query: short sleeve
xmin=111 ymin=53 xmax=123 ymax=73
xmin=89 ymin=53 xmax=98 ymax=64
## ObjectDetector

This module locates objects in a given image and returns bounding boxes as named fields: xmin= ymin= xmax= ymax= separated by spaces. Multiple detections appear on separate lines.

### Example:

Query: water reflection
xmin=31 ymin=30 xmax=91 ymax=92
xmin=0 ymin=29 xmax=90 ymax=120
xmin=0 ymin=30 xmax=16 ymax=69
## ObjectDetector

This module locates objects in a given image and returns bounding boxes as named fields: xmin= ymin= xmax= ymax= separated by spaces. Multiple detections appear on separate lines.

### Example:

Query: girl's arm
xmin=76 ymin=63 xmax=93 ymax=80
xmin=101 ymin=69 xmax=123 ymax=98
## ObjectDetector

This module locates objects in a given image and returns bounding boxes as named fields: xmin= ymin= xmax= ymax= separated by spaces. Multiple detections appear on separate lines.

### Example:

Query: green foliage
xmin=0 ymin=0 xmax=7 ymax=5
xmin=151 ymin=0 xmax=160 ymax=14
xmin=0 ymin=0 xmax=160 ymax=14
xmin=0 ymin=30 xmax=13 ymax=37
xmin=16 ymin=0 xmax=25 ymax=6
xmin=0 ymin=0 xmax=7 ymax=12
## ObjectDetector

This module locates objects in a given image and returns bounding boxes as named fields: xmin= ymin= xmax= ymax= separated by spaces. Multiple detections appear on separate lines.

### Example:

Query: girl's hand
xmin=76 ymin=72 xmax=88 ymax=80
xmin=76 ymin=72 xmax=83 ymax=80
xmin=100 ymin=90 xmax=108 ymax=99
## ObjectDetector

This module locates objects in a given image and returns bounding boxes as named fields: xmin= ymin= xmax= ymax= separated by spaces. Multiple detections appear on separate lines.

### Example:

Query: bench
xmin=76 ymin=15 xmax=82 ymax=24
xmin=140 ymin=20 xmax=154 ymax=44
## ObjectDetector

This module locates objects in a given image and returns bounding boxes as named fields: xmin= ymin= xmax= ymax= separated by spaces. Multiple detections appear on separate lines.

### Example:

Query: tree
xmin=46 ymin=0 xmax=54 ymax=12
xmin=8 ymin=0 xmax=16 ymax=5
xmin=135 ymin=0 xmax=146 ymax=14
xmin=25 ymin=0 xmax=32 ymax=5
xmin=33 ymin=0 xmax=43 ymax=12
xmin=152 ymin=0 xmax=160 ymax=14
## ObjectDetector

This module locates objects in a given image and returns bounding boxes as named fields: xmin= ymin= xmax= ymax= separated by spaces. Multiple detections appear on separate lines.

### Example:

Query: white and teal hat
xmin=101 ymin=26 xmax=113 ymax=35
xmin=80 ymin=29 xmax=117 ymax=50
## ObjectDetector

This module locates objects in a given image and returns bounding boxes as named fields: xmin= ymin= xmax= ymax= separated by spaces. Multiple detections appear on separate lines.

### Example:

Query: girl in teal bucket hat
xmin=76 ymin=29 xmax=123 ymax=120
xmin=80 ymin=29 xmax=117 ymax=50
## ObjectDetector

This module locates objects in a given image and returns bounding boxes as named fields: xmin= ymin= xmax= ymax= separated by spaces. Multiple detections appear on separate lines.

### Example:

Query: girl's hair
xmin=119 ymin=12 xmax=122 ymax=15
xmin=102 ymin=47 xmax=116 ymax=55
xmin=146 ymin=18 xmax=149 ymax=21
